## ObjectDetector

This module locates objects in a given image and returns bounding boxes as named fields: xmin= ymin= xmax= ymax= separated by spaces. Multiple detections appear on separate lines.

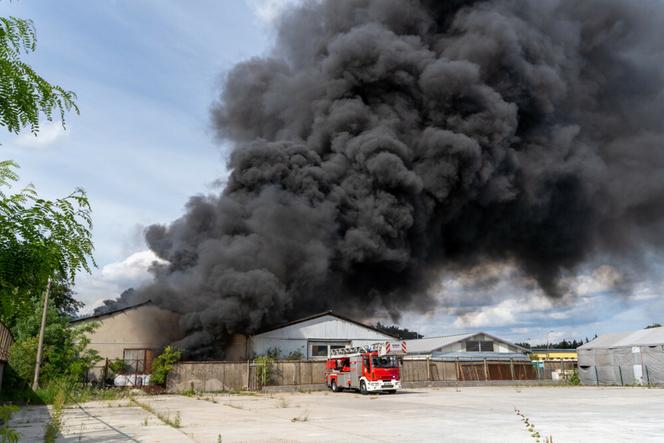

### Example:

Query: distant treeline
xmin=515 ymin=339 xmax=586 ymax=350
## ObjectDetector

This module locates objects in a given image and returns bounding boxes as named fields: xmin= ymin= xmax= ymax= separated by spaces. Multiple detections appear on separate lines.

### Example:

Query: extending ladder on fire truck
xmin=329 ymin=341 xmax=407 ymax=357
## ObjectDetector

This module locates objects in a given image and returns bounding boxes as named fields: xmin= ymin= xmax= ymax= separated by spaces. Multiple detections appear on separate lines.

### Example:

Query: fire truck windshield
xmin=371 ymin=355 xmax=398 ymax=368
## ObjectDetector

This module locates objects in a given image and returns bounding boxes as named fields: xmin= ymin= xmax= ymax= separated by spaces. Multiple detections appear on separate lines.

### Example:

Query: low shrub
xmin=151 ymin=346 xmax=182 ymax=386
xmin=568 ymin=370 xmax=580 ymax=386
xmin=255 ymin=355 xmax=275 ymax=386
xmin=0 ymin=405 xmax=20 ymax=442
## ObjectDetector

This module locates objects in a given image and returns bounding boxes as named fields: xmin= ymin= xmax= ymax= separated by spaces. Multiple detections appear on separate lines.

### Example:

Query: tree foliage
xmin=0 ymin=16 xmax=78 ymax=135
xmin=645 ymin=323 xmax=662 ymax=329
xmin=150 ymin=346 xmax=181 ymax=386
xmin=520 ymin=339 xmax=586 ymax=350
xmin=7 ymin=306 xmax=100 ymax=387
xmin=0 ymin=161 xmax=94 ymax=329
xmin=0 ymin=8 xmax=94 ymax=398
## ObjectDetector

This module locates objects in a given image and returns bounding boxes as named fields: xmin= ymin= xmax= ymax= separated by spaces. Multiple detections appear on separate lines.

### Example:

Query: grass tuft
xmin=291 ymin=409 xmax=310 ymax=422
xmin=44 ymin=387 xmax=65 ymax=442
xmin=129 ymin=396 xmax=182 ymax=429
xmin=514 ymin=408 xmax=553 ymax=443
xmin=0 ymin=405 xmax=20 ymax=442
xmin=276 ymin=397 xmax=289 ymax=408
xmin=223 ymin=402 xmax=244 ymax=410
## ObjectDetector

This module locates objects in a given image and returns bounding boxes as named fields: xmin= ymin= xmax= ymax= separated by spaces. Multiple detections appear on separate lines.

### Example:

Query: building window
xmin=465 ymin=341 xmax=494 ymax=352
xmin=311 ymin=345 xmax=328 ymax=357
xmin=308 ymin=341 xmax=350 ymax=358
xmin=123 ymin=349 xmax=156 ymax=374
xmin=466 ymin=341 xmax=480 ymax=352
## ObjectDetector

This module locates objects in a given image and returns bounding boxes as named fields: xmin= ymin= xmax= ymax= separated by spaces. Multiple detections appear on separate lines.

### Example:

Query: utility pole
xmin=32 ymin=278 xmax=52 ymax=391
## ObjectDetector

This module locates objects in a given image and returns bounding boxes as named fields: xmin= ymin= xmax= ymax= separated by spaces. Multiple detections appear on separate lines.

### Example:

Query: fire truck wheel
xmin=331 ymin=380 xmax=339 ymax=392
xmin=360 ymin=381 xmax=368 ymax=395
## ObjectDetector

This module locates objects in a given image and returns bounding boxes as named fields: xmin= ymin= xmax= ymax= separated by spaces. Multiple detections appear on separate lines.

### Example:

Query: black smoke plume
xmin=113 ymin=0 xmax=664 ymax=356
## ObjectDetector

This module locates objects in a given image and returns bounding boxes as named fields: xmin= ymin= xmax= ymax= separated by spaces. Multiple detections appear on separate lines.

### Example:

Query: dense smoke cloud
xmin=116 ymin=0 xmax=664 ymax=356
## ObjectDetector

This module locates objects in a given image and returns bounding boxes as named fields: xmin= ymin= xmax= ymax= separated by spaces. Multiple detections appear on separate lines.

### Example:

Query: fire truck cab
xmin=324 ymin=342 xmax=406 ymax=394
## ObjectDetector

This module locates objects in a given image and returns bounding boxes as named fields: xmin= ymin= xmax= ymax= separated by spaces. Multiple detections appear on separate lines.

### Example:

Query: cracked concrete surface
xmin=8 ymin=386 xmax=664 ymax=442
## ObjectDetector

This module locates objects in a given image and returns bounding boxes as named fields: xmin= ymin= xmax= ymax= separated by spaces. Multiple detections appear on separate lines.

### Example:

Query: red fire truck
xmin=324 ymin=341 xmax=407 ymax=394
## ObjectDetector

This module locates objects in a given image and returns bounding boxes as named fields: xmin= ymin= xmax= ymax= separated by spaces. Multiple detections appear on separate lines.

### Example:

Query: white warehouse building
xmin=404 ymin=332 xmax=529 ymax=361
xmin=225 ymin=311 xmax=397 ymax=360
xmin=577 ymin=326 xmax=664 ymax=386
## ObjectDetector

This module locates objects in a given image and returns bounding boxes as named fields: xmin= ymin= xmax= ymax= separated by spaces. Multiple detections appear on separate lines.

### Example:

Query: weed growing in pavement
xmin=291 ymin=409 xmax=310 ymax=422
xmin=217 ymin=434 xmax=222 ymax=443
xmin=223 ymin=402 xmax=244 ymax=410
xmin=568 ymin=370 xmax=580 ymax=386
xmin=0 ymin=405 xmax=20 ymax=443
xmin=276 ymin=397 xmax=289 ymax=408
xmin=71 ymin=386 xmax=128 ymax=403
xmin=206 ymin=389 xmax=255 ymax=397
xmin=514 ymin=408 xmax=553 ymax=443
xmin=44 ymin=387 xmax=65 ymax=443
xmin=129 ymin=397 xmax=182 ymax=429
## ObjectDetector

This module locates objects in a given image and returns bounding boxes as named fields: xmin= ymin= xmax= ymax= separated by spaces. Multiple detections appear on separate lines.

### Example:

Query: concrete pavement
xmin=9 ymin=386 xmax=664 ymax=442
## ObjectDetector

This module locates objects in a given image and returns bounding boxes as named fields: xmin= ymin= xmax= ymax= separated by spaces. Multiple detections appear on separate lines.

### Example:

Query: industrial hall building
xmin=71 ymin=304 xmax=398 ymax=376
xmin=578 ymin=326 xmax=664 ymax=386
xmin=72 ymin=301 xmax=531 ymax=382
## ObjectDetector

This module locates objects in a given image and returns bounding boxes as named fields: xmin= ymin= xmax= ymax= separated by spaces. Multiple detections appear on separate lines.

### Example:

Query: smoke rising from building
xmin=108 ymin=0 xmax=664 ymax=356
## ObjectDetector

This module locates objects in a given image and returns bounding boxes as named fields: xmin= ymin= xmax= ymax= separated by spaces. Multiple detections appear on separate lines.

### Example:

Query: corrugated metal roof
xmin=253 ymin=311 xmax=399 ymax=338
xmin=430 ymin=352 xmax=530 ymax=361
xmin=579 ymin=327 xmax=664 ymax=349
xmin=405 ymin=332 xmax=528 ymax=354
xmin=0 ymin=321 xmax=13 ymax=362
xmin=70 ymin=300 xmax=153 ymax=323
xmin=404 ymin=333 xmax=477 ymax=353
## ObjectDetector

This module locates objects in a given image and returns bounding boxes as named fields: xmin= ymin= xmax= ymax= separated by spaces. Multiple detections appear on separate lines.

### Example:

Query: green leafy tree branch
xmin=0 ymin=15 xmax=78 ymax=135
xmin=0 ymin=161 xmax=95 ymax=329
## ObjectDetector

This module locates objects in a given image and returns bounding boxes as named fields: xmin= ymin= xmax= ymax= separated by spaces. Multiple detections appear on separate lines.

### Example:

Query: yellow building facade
xmin=530 ymin=349 xmax=578 ymax=361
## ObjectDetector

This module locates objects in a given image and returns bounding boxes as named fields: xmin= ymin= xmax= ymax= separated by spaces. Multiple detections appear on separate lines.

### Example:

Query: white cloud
xmin=245 ymin=0 xmax=301 ymax=24
xmin=563 ymin=265 xmax=623 ymax=296
xmin=74 ymin=250 xmax=166 ymax=307
xmin=434 ymin=263 xmax=627 ymax=330
xmin=13 ymin=121 xmax=68 ymax=148
xmin=452 ymin=296 xmax=553 ymax=329
xmin=100 ymin=250 xmax=165 ymax=286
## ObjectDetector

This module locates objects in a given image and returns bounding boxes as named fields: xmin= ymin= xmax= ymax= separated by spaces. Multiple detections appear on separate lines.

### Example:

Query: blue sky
xmin=0 ymin=0 xmax=660 ymax=345
xmin=0 ymin=0 xmax=275 ymax=300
